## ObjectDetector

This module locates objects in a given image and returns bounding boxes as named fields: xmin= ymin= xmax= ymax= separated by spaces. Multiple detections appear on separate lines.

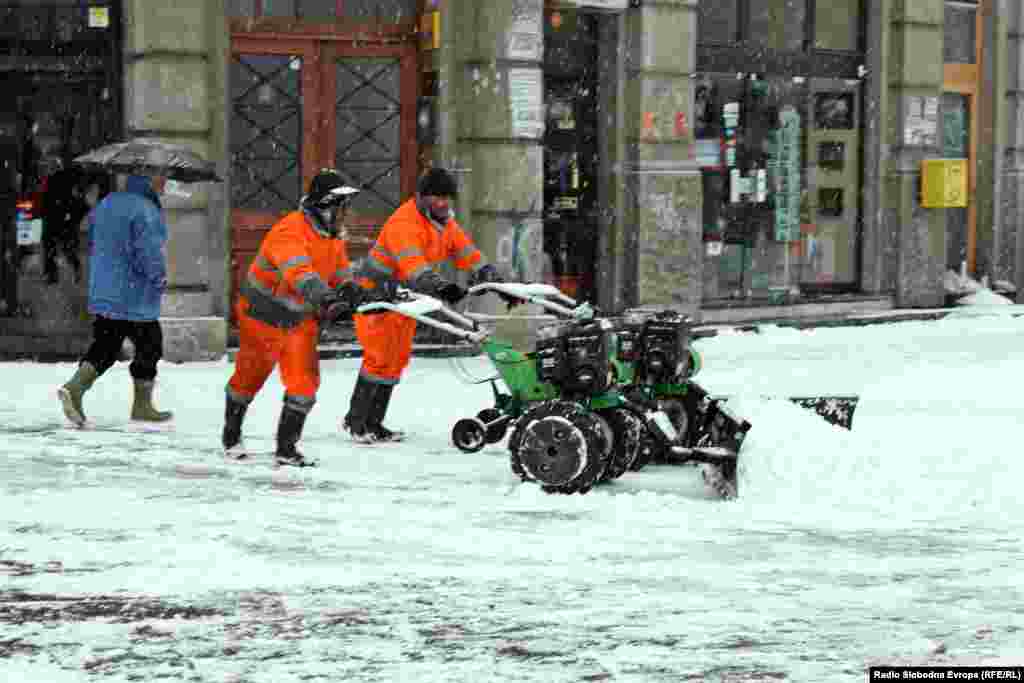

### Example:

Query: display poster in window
xmin=903 ymin=95 xmax=939 ymax=147
xmin=508 ymin=68 xmax=544 ymax=139
xmin=773 ymin=105 xmax=802 ymax=242
xmin=507 ymin=7 xmax=542 ymax=61
xmin=88 ymin=6 xmax=110 ymax=29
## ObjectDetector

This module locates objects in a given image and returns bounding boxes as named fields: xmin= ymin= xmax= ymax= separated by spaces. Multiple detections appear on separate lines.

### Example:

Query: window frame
xmin=697 ymin=0 xmax=867 ymax=80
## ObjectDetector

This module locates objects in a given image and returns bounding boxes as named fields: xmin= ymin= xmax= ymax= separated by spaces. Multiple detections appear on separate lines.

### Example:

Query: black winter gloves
xmin=436 ymin=282 xmax=468 ymax=306
xmin=320 ymin=282 xmax=362 ymax=324
xmin=472 ymin=264 xmax=522 ymax=309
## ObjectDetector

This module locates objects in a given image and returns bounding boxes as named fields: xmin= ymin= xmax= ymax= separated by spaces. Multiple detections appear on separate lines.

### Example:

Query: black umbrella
xmin=73 ymin=138 xmax=222 ymax=183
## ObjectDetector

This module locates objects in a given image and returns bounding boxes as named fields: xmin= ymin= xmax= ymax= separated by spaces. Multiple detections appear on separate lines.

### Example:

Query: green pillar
xmin=623 ymin=0 xmax=702 ymax=315
xmin=123 ymin=0 xmax=227 ymax=359
xmin=886 ymin=0 xmax=946 ymax=308
xmin=453 ymin=0 xmax=546 ymax=345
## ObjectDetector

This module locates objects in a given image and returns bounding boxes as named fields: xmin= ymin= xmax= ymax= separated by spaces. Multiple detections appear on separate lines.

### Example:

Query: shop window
xmin=818 ymin=142 xmax=845 ymax=171
xmin=814 ymin=92 xmax=854 ymax=129
xmin=818 ymin=188 xmax=843 ymax=217
xmin=749 ymin=0 xmax=806 ymax=52
xmin=943 ymin=2 xmax=977 ymax=64
xmin=814 ymin=0 xmax=860 ymax=51
xmin=697 ymin=0 xmax=738 ymax=44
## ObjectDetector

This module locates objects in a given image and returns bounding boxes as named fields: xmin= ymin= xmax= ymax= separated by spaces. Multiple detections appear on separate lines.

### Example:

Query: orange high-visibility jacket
xmin=357 ymin=198 xmax=484 ymax=293
xmin=239 ymin=210 xmax=351 ymax=329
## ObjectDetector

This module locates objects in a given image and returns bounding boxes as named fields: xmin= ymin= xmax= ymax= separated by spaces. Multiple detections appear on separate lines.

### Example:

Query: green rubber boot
xmin=130 ymin=379 xmax=174 ymax=423
xmin=58 ymin=361 xmax=99 ymax=427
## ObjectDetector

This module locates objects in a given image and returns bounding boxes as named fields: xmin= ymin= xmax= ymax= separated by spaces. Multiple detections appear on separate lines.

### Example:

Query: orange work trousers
xmin=228 ymin=302 xmax=321 ymax=402
xmin=353 ymin=311 xmax=417 ymax=383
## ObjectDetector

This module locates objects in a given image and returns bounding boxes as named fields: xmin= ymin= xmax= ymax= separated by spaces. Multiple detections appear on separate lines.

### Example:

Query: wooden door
xmin=228 ymin=33 xmax=416 ymax=321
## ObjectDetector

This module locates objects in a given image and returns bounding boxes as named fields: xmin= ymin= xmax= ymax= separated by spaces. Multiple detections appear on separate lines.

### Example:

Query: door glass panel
xmin=226 ymin=0 xmax=256 ymax=17
xmin=229 ymin=54 xmax=303 ymax=212
xmin=943 ymin=3 xmax=977 ymax=64
xmin=942 ymin=92 xmax=970 ymax=271
xmin=815 ymin=0 xmax=860 ymax=51
xmin=334 ymin=58 xmax=402 ymax=215
xmin=749 ymin=0 xmax=807 ymax=52
xmin=262 ymin=0 xmax=297 ymax=18
xmin=336 ymin=0 xmax=417 ymax=22
xmin=805 ymin=78 xmax=860 ymax=288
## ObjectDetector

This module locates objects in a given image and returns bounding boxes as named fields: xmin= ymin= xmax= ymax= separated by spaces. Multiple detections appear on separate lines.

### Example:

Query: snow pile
xmin=944 ymin=268 xmax=1017 ymax=306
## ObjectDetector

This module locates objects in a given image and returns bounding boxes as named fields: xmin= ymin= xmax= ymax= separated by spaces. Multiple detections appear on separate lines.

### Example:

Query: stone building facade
xmin=1 ymin=0 xmax=1021 ymax=360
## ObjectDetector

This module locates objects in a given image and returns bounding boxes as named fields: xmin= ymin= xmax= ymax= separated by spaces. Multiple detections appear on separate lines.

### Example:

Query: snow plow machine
xmin=356 ymin=283 xmax=857 ymax=500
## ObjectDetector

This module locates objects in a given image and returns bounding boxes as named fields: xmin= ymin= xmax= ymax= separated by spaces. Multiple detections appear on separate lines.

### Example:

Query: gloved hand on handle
xmin=471 ymin=263 xmax=523 ymax=310
xmin=319 ymin=281 xmax=362 ymax=325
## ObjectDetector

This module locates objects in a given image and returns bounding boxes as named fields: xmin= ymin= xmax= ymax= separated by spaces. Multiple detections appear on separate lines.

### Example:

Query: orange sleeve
xmin=448 ymin=219 xmax=483 ymax=272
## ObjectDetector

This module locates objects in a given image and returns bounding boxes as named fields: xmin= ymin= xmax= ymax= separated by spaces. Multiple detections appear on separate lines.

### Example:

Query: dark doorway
xmin=0 ymin=1 xmax=122 ymax=322
xmin=543 ymin=8 xmax=600 ymax=305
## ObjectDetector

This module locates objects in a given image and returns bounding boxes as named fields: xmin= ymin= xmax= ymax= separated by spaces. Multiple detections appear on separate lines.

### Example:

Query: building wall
xmin=123 ymin=0 xmax=228 ymax=360
xmin=1003 ymin=0 xmax=1024 ymax=296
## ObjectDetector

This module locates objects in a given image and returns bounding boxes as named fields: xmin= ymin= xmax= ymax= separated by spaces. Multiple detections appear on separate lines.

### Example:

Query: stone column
xmin=123 ymin=0 xmax=228 ymax=360
xmin=1002 ymin=0 xmax=1024 ymax=299
xmin=622 ymin=0 xmax=702 ymax=316
xmin=860 ymin=0 xmax=893 ymax=294
xmin=454 ymin=0 xmax=546 ymax=346
xmin=977 ymin=0 xmax=1009 ymax=285
xmin=886 ymin=0 xmax=947 ymax=308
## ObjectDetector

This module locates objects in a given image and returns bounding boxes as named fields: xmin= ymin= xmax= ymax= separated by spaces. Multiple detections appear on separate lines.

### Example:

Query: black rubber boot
xmin=343 ymin=376 xmax=381 ymax=444
xmin=275 ymin=405 xmax=317 ymax=467
xmin=222 ymin=392 xmax=249 ymax=459
xmin=367 ymin=384 xmax=405 ymax=442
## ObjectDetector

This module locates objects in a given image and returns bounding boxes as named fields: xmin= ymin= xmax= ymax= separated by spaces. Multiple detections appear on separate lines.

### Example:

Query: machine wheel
xmin=477 ymin=408 xmax=509 ymax=444
xmin=596 ymin=407 xmax=644 ymax=481
xmin=508 ymin=400 xmax=611 ymax=494
xmin=452 ymin=418 xmax=487 ymax=453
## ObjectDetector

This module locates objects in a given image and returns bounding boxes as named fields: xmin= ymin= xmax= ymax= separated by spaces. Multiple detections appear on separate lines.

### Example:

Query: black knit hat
xmin=307 ymin=168 xmax=359 ymax=206
xmin=417 ymin=167 xmax=458 ymax=198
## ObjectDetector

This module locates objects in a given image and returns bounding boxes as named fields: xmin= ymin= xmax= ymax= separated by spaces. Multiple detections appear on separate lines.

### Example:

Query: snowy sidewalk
xmin=3 ymin=314 xmax=1024 ymax=682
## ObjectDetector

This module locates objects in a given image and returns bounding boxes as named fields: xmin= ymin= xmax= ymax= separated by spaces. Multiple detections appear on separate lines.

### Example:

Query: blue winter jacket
xmin=87 ymin=175 xmax=168 ymax=321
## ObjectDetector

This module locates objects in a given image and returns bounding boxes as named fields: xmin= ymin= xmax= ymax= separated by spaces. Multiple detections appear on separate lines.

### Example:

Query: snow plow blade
xmin=785 ymin=396 xmax=859 ymax=430
xmin=713 ymin=395 xmax=859 ymax=430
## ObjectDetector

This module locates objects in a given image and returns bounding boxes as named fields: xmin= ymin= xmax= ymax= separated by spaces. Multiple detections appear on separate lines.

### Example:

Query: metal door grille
xmin=230 ymin=54 xmax=303 ymax=212
xmin=334 ymin=58 xmax=402 ymax=215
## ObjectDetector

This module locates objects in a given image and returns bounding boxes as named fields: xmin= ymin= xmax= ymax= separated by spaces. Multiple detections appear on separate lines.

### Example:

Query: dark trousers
xmin=43 ymin=224 xmax=81 ymax=283
xmin=83 ymin=316 xmax=164 ymax=381
xmin=42 ymin=215 xmax=84 ymax=284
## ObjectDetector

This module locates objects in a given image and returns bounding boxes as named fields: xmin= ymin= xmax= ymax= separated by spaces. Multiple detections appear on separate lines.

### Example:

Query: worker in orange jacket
xmin=344 ymin=167 xmax=514 ymax=443
xmin=225 ymin=169 xmax=362 ymax=466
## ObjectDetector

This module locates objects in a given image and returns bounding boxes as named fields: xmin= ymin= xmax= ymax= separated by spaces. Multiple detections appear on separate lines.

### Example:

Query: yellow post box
xmin=920 ymin=158 xmax=968 ymax=208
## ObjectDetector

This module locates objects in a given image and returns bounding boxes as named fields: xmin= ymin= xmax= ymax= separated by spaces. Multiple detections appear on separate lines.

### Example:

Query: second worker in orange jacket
xmin=343 ymin=167 xmax=509 ymax=443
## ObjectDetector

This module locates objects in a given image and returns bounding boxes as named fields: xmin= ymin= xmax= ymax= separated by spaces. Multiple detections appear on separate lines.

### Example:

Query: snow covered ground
xmin=3 ymin=308 xmax=1024 ymax=682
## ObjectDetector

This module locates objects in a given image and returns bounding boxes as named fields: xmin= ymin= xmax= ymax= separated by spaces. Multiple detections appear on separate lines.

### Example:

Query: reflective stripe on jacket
xmin=241 ymin=210 xmax=351 ymax=329
xmin=356 ymin=197 xmax=484 ymax=293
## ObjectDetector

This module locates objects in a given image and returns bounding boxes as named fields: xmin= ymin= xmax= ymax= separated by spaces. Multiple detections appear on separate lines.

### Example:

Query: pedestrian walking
xmin=224 ymin=169 xmax=362 ymax=466
xmin=57 ymin=174 xmax=174 ymax=427
xmin=344 ymin=166 xmax=515 ymax=443
xmin=41 ymin=163 xmax=89 ymax=284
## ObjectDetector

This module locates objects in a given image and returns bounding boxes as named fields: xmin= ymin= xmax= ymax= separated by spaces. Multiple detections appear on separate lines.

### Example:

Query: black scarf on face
xmin=416 ymin=194 xmax=450 ymax=230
